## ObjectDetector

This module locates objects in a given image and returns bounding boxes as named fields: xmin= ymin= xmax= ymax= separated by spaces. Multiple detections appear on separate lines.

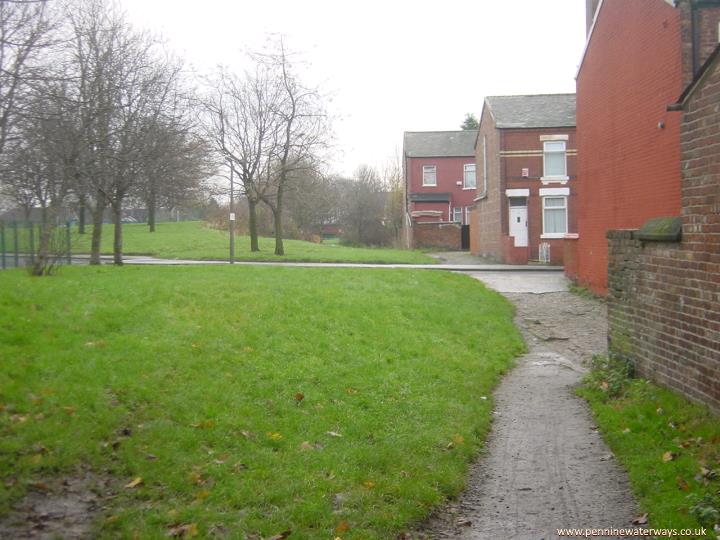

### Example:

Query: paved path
xmin=421 ymin=270 xmax=639 ymax=539
xmin=44 ymin=254 xmax=563 ymax=272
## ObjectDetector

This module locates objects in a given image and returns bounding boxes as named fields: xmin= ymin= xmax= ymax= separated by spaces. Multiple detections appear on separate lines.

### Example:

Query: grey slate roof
xmin=484 ymin=94 xmax=576 ymax=129
xmin=403 ymin=130 xmax=477 ymax=158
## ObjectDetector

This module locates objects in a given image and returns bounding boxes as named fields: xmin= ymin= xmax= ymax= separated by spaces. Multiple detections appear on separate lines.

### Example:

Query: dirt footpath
xmin=421 ymin=276 xmax=639 ymax=539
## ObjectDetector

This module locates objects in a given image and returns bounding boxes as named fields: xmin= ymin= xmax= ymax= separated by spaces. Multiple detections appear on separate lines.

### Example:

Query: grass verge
xmin=70 ymin=221 xmax=436 ymax=264
xmin=578 ymin=356 xmax=720 ymax=536
xmin=0 ymin=265 xmax=523 ymax=539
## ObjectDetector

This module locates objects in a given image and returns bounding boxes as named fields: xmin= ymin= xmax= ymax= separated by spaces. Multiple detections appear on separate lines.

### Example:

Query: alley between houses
xmin=421 ymin=269 xmax=639 ymax=539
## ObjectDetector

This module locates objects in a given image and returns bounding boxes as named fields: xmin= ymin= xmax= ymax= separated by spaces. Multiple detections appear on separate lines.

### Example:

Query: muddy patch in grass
xmin=0 ymin=471 xmax=114 ymax=539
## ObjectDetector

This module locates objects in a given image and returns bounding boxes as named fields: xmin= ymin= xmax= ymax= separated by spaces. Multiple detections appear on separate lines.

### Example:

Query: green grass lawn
xmin=0 ymin=266 xmax=523 ymax=539
xmin=70 ymin=221 xmax=435 ymax=264
xmin=579 ymin=359 xmax=720 ymax=537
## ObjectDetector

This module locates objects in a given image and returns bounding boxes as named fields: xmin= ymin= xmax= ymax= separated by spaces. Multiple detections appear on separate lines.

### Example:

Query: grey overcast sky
xmin=118 ymin=0 xmax=588 ymax=176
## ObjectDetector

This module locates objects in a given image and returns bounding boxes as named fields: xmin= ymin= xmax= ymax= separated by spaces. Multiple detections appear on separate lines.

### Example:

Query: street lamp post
xmin=229 ymin=164 xmax=235 ymax=264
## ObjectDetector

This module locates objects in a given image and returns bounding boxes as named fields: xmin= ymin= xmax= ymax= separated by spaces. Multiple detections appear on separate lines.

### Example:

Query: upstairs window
xmin=422 ymin=165 xmax=437 ymax=186
xmin=543 ymin=141 xmax=567 ymax=179
xmin=463 ymin=163 xmax=476 ymax=189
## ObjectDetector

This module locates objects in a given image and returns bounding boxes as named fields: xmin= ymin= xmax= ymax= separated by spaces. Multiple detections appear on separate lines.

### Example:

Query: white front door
xmin=509 ymin=206 xmax=528 ymax=247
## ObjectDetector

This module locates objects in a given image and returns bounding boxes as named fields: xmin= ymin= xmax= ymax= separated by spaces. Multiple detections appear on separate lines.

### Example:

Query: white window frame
xmin=542 ymin=140 xmax=568 ymax=183
xmin=541 ymin=196 xmax=568 ymax=238
xmin=463 ymin=163 xmax=476 ymax=189
xmin=422 ymin=165 xmax=437 ymax=187
xmin=452 ymin=207 xmax=462 ymax=223
xmin=464 ymin=206 xmax=471 ymax=225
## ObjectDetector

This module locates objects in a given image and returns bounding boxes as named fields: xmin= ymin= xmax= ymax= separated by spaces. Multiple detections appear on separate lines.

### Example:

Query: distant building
xmin=470 ymin=94 xmax=577 ymax=265
xmin=403 ymin=130 xmax=477 ymax=249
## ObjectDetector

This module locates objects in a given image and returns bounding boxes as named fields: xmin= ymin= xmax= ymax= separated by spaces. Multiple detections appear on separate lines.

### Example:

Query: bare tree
xmin=0 ymin=0 xmax=53 ymax=156
xmin=204 ymin=65 xmax=283 ymax=252
xmin=66 ymin=0 xmax=200 ymax=264
xmin=381 ymin=149 xmax=404 ymax=246
xmin=256 ymin=40 xmax=331 ymax=255
xmin=339 ymin=165 xmax=390 ymax=246
xmin=137 ymin=121 xmax=214 ymax=232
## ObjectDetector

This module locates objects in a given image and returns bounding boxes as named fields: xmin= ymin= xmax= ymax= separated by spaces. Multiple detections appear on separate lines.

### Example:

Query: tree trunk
xmin=147 ymin=191 xmax=156 ymax=232
xmin=89 ymin=196 xmax=105 ymax=265
xmin=31 ymin=206 xmax=56 ymax=276
xmin=78 ymin=197 xmax=86 ymax=234
xmin=112 ymin=203 xmax=123 ymax=265
xmin=248 ymin=198 xmax=259 ymax=252
xmin=273 ymin=184 xmax=284 ymax=256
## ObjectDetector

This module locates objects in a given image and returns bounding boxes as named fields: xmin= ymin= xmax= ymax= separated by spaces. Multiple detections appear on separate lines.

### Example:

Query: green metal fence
xmin=0 ymin=221 xmax=73 ymax=269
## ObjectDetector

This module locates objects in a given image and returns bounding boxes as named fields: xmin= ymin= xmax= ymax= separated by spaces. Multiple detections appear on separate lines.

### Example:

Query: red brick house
xmin=470 ymin=94 xmax=577 ymax=265
xmin=403 ymin=131 xmax=477 ymax=249
xmin=568 ymin=0 xmax=720 ymax=294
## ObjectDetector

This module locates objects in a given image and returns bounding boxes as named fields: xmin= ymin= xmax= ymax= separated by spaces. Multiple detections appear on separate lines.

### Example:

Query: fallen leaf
xmin=362 ymin=480 xmax=375 ymax=489
xmin=325 ymin=431 xmax=342 ymax=438
xmin=294 ymin=392 xmax=305 ymax=403
xmin=146 ymin=454 xmax=158 ymax=461
xmin=189 ymin=472 xmax=204 ymax=486
xmin=124 ymin=477 xmax=143 ymax=489
xmin=30 ymin=481 xmax=49 ymax=491
xmin=400 ymin=470 xmax=411 ymax=478
xmin=191 ymin=420 xmax=215 ymax=429
xmin=446 ymin=442 xmax=455 ymax=450
xmin=346 ymin=387 xmax=357 ymax=395
xmin=335 ymin=521 xmax=350 ymax=533
xmin=267 ymin=531 xmax=291 ymax=540
xmin=457 ymin=518 xmax=473 ymax=527
xmin=600 ymin=381 xmax=609 ymax=391
xmin=195 ymin=489 xmax=210 ymax=501
xmin=622 ymin=428 xmax=631 ymax=434
xmin=167 ymin=522 xmax=198 ymax=537
xmin=62 ymin=406 xmax=76 ymax=416
xmin=656 ymin=407 xmax=663 ymax=415
xmin=676 ymin=476 xmax=690 ymax=491
xmin=662 ymin=451 xmax=675 ymax=462
xmin=233 ymin=462 xmax=248 ymax=472
xmin=240 ymin=430 xmax=253 ymax=439
xmin=106 ymin=515 xmax=120 ymax=524
xmin=267 ymin=432 xmax=283 ymax=441
xmin=299 ymin=441 xmax=313 ymax=451
xmin=453 ymin=434 xmax=465 ymax=445
xmin=632 ymin=513 xmax=648 ymax=525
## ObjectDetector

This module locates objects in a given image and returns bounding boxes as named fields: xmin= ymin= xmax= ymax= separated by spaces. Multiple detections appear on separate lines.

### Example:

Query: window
xmin=422 ymin=165 xmax=437 ymax=186
xmin=543 ymin=141 xmax=567 ymax=179
xmin=542 ymin=196 xmax=567 ymax=237
xmin=463 ymin=163 xmax=476 ymax=189
xmin=452 ymin=207 xmax=462 ymax=223
xmin=465 ymin=206 xmax=472 ymax=225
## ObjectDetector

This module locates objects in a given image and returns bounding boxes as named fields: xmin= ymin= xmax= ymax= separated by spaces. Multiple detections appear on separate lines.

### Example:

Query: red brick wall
xmin=472 ymin=111 xmax=502 ymax=260
xmin=606 ymin=51 xmax=720 ymax=411
xmin=412 ymin=222 xmax=462 ymax=250
xmin=576 ymin=0 xmax=684 ymax=294
xmin=407 ymin=155 xmax=477 ymax=222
